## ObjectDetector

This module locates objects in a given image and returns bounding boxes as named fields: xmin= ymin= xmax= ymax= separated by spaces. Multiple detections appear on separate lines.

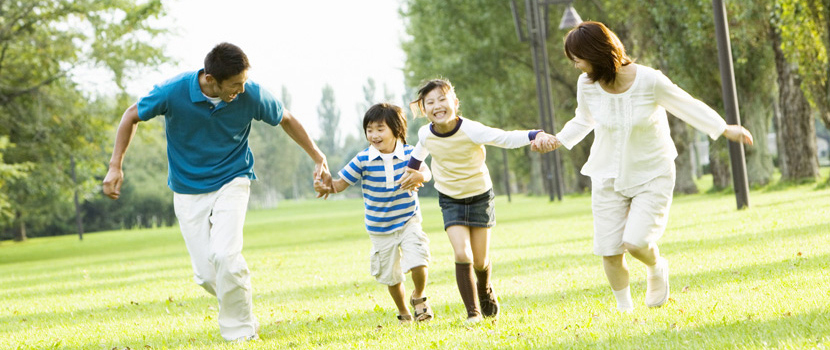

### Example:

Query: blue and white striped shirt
xmin=339 ymin=141 xmax=420 ymax=234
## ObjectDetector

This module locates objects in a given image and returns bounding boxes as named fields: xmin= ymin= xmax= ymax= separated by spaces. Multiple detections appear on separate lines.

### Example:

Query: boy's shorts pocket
xmin=369 ymin=248 xmax=381 ymax=278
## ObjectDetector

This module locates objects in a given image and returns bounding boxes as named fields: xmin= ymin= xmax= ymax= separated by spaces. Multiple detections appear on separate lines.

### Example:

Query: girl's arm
xmin=398 ymin=162 xmax=431 ymax=191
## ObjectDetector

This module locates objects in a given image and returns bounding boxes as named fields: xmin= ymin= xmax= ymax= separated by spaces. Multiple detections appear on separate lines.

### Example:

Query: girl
xmin=540 ymin=21 xmax=753 ymax=311
xmin=401 ymin=78 xmax=555 ymax=323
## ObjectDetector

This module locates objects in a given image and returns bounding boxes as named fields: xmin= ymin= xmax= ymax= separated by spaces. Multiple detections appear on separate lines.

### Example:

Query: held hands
xmin=722 ymin=125 xmax=754 ymax=146
xmin=396 ymin=167 xmax=425 ymax=192
xmin=313 ymin=159 xmax=334 ymax=199
xmin=531 ymin=132 xmax=561 ymax=153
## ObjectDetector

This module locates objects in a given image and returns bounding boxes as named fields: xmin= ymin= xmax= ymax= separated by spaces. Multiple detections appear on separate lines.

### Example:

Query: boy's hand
xmin=396 ymin=167 xmax=424 ymax=192
xmin=314 ymin=179 xmax=331 ymax=199
xmin=531 ymin=132 xmax=561 ymax=153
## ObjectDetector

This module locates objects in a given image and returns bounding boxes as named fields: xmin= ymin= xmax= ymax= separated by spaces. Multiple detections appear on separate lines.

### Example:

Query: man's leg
xmin=209 ymin=178 xmax=257 ymax=341
xmin=174 ymin=192 xmax=217 ymax=295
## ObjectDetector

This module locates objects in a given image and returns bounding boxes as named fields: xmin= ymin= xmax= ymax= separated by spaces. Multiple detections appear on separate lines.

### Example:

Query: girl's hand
xmin=722 ymin=125 xmax=754 ymax=146
xmin=396 ymin=167 xmax=424 ymax=191
xmin=531 ymin=132 xmax=561 ymax=153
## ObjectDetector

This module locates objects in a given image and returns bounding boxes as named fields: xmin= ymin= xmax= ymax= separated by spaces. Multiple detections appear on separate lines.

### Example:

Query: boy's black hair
xmin=204 ymin=42 xmax=251 ymax=84
xmin=363 ymin=103 xmax=407 ymax=144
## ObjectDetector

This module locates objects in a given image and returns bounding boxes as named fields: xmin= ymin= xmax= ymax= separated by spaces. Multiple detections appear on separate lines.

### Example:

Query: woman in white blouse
xmin=539 ymin=21 xmax=753 ymax=311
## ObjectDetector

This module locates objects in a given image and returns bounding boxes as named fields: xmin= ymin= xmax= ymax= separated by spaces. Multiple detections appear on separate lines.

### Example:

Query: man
xmin=102 ymin=42 xmax=331 ymax=342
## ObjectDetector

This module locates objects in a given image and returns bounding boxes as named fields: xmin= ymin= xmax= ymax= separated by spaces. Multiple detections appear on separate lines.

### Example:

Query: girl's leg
xmin=603 ymin=254 xmax=633 ymax=311
xmin=447 ymin=225 xmax=481 ymax=320
xmin=470 ymin=227 xmax=498 ymax=317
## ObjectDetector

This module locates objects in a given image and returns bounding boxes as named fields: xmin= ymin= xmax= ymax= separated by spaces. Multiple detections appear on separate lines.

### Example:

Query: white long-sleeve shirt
xmin=410 ymin=117 xmax=535 ymax=198
xmin=556 ymin=64 xmax=727 ymax=191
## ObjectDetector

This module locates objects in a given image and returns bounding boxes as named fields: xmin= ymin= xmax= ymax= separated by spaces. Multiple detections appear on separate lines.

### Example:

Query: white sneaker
xmin=464 ymin=315 xmax=482 ymax=325
xmin=232 ymin=334 xmax=260 ymax=343
xmin=645 ymin=258 xmax=670 ymax=307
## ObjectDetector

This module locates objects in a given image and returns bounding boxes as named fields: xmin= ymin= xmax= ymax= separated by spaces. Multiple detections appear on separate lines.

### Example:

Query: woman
xmin=538 ymin=21 xmax=753 ymax=311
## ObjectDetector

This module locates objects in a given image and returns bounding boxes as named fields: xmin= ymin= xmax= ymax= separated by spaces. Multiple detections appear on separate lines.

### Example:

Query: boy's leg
xmin=174 ymin=192 xmax=218 ymax=295
xmin=409 ymin=266 xmax=427 ymax=300
xmin=388 ymin=283 xmax=411 ymax=318
xmin=209 ymin=178 xmax=258 ymax=341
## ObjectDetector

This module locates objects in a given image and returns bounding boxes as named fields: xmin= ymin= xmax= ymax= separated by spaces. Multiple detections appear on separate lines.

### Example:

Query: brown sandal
xmin=397 ymin=314 xmax=413 ymax=325
xmin=410 ymin=296 xmax=434 ymax=322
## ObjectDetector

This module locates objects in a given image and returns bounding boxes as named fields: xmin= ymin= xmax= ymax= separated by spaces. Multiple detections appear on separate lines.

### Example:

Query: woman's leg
xmin=603 ymin=253 xmax=633 ymax=311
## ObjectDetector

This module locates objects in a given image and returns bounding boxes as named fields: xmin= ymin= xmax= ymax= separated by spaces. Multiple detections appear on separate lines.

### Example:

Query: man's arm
xmin=279 ymin=110 xmax=332 ymax=188
xmin=102 ymin=104 xmax=142 ymax=200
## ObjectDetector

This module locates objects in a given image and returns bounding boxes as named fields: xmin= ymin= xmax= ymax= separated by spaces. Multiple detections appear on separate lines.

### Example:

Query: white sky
xmin=85 ymin=0 xmax=409 ymax=139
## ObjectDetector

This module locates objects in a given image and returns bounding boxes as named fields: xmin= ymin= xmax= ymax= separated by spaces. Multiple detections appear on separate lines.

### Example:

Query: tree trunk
xmin=772 ymin=26 xmax=821 ymax=181
xmin=741 ymin=98 xmax=774 ymax=186
xmin=669 ymin=113 xmax=698 ymax=194
xmin=13 ymin=210 xmax=26 ymax=242
xmin=709 ymin=137 xmax=731 ymax=190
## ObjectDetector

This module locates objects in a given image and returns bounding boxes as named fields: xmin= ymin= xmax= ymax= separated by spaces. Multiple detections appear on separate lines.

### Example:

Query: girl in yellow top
xmin=402 ymin=78 xmax=555 ymax=323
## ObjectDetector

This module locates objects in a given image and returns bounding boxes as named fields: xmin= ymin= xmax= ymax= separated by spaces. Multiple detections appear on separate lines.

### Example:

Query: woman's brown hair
xmin=564 ymin=21 xmax=633 ymax=84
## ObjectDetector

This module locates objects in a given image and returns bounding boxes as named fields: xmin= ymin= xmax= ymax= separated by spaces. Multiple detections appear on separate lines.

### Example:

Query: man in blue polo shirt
xmin=102 ymin=42 xmax=331 ymax=342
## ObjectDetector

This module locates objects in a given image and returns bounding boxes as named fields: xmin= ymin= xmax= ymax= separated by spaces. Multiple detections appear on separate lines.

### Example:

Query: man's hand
xmin=313 ymin=160 xmax=333 ymax=199
xmin=102 ymin=167 xmax=124 ymax=200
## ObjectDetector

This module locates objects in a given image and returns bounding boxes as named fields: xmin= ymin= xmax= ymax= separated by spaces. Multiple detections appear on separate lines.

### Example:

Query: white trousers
xmin=173 ymin=177 xmax=258 ymax=341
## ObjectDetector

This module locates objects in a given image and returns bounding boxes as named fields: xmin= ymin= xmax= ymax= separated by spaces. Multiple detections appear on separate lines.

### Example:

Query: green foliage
xmin=0 ymin=0 xmax=169 ymax=238
xmin=774 ymin=0 xmax=830 ymax=127
xmin=1 ymin=181 xmax=828 ymax=348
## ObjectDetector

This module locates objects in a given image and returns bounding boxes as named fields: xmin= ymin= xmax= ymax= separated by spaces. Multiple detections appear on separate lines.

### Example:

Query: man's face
xmin=215 ymin=70 xmax=248 ymax=102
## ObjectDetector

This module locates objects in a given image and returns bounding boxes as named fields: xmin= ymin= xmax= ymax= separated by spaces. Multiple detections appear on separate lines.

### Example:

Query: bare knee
xmin=602 ymin=254 xmax=625 ymax=267
xmin=622 ymin=242 xmax=646 ymax=253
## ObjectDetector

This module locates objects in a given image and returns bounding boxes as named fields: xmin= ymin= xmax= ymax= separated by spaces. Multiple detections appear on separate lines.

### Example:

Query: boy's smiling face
xmin=365 ymin=120 xmax=397 ymax=154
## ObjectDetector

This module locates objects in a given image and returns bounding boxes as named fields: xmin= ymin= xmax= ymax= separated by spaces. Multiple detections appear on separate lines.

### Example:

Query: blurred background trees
xmin=1 ymin=0 xmax=826 ymax=240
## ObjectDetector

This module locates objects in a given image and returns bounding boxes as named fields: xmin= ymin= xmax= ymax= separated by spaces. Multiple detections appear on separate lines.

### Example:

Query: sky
xmin=83 ymin=0 xmax=409 ymax=139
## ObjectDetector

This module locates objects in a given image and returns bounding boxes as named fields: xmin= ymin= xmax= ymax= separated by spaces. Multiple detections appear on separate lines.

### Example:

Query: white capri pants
xmin=591 ymin=165 xmax=676 ymax=256
xmin=173 ymin=177 xmax=257 ymax=341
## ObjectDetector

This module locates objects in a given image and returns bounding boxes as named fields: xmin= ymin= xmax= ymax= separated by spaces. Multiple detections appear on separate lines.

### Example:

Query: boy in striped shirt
xmin=314 ymin=103 xmax=434 ymax=324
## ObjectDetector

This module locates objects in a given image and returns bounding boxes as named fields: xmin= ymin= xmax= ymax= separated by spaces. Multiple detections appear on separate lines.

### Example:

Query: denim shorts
xmin=437 ymin=188 xmax=496 ymax=230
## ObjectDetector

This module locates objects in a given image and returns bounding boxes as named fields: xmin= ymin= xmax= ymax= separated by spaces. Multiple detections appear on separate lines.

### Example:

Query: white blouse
xmin=556 ymin=64 xmax=727 ymax=191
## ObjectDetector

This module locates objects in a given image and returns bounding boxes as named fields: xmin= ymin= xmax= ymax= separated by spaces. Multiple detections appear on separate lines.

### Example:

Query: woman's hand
xmin=722 ymin=125 xmax=754 ymax=146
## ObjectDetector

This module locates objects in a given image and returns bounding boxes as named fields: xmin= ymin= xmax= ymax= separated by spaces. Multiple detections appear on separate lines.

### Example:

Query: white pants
xmin=173 ymin=177 xmax=257 ymax=341
xmin=591 ymin=165 xmax=676 ymax=256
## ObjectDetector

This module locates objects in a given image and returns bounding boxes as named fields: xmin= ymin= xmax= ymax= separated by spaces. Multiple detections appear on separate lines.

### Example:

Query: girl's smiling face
xmin=365 ymin=120 xmax=397 ymax=154
xmin=423 ymin=87 xmax=459 ymax=131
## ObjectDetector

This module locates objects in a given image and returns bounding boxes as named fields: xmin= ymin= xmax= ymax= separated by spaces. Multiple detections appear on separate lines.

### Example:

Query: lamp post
xmin=510 ymin=0 xmax=582 ymax=201
xmin=712 ymin=0 xmax=750 ymax=209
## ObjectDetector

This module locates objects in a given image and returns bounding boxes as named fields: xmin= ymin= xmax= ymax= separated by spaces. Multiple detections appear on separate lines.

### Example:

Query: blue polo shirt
xmin=137 ymin=69 xmax=283 ymax=194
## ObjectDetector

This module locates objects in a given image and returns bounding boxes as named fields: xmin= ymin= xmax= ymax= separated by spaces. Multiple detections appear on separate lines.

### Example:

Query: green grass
xmin=1 ymin=177 xmax=829 ymax=349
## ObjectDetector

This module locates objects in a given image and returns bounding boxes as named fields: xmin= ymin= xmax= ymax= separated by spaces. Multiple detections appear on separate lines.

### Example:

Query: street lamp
xmin=712 ymin=0 xmax=750 ymax=209
xmin=510 ymin=0 xmax=582 ymax=201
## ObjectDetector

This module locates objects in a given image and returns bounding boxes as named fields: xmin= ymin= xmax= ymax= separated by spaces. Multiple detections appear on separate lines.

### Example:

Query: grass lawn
xmin=1 ymin=176 xmax=828 ymax=349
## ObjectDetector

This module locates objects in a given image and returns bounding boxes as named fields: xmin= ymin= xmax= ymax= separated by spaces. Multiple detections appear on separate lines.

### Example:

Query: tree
xmin=317 ymin=84 xmax=344 ymax=169
xmin=0 ymin=0 xmax=168 ymax=239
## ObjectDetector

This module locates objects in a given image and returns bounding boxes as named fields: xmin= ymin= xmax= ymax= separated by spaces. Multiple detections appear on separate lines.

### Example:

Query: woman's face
xmin=572 ymin=57 xmax=592 ymax=74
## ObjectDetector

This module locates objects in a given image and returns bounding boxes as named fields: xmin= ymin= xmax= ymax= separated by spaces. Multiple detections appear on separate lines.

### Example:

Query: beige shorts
xmin=591 ymin=166 xmax=675 ymax=256
xmin=368 ymin=214 xmax=431 ymax=286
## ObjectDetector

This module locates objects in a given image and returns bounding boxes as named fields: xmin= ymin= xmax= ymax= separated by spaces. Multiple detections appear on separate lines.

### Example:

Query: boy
xmin=315 ymin=103 xmax=434 ymax=323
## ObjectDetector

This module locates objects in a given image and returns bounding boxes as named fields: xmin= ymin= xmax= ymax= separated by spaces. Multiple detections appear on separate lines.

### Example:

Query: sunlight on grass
xmin=1 ymin=181 xmax=828 ymax=349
